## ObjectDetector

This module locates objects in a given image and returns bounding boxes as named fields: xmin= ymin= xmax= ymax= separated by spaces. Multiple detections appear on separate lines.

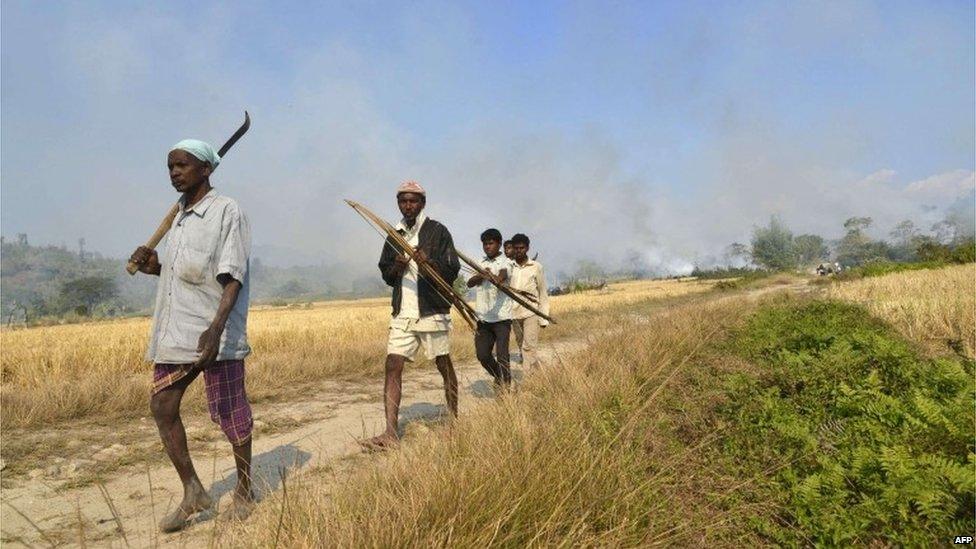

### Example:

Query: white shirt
xmin=510 ymin=259 xmax=550 ymax=326
xmin=147 ymin=189 xmax=251 ymax=363
xmin=394 ymin=211 xmax=426 ymax=320
xmin=391 ymin=212 xmax=451 ymax=330
xmin=474 ymin=254 xmax=514 ymax=322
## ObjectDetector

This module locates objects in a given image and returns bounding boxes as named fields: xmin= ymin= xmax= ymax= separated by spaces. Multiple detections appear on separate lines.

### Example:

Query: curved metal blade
xmin=218 ymin=111 xmax=251 ymax=157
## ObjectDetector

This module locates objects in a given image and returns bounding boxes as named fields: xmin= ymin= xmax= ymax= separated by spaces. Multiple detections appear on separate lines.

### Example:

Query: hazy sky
xmin=2 ymin=1 xmax=973 ymax=275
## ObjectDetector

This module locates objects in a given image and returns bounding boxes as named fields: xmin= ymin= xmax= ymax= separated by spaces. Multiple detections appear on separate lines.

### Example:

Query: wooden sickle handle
xmin=125 ymin=203 xmax=180 ymax=275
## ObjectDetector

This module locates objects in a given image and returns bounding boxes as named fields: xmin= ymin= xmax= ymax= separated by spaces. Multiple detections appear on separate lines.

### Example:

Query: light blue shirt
xmin=146 ymin=189 xmax=251 ymax=363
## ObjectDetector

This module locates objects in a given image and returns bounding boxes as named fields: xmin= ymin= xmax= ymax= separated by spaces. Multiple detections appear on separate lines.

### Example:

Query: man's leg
xmin=232 ymin=440 xmax=252 ymax=502
xmin=362 ymin=324 xmax=419 ymax=449
xmin=202 ymin=360 xmax=254 ymax=516
xmin=224 ymin=439 xmax=254 ymax=520
xmin=474 ymin=322 xmax=501 ymax=381
xmin=150 ymin=371 xmax=213 ymax=532
xmin=435 ymin=354 xmax=459 ymax=418
xmin=522 ymin=316 xmax=542 ymax=369
xmin=494 ymin=321 xmax=512 ymax=387
xmin=363 ymin=354 xmax=406 ymax=448
xmin=513 ymin=318 xmax=525 ymax=366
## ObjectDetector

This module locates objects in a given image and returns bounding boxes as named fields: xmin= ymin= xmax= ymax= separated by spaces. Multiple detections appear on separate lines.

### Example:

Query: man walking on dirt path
xmin=467 ymin=228 xmax=514 ymax=390
xmin=363 ymin=181 xmax=461 ymax=450
xmin=509 ymin=233 xmax=550 ymax=370
xmin=129 ymin=139 xmax=254 ymax=532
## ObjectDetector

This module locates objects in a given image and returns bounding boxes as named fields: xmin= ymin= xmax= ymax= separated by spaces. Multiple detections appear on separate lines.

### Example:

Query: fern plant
xmin=721 ymin=300 xmax=975 ymax=545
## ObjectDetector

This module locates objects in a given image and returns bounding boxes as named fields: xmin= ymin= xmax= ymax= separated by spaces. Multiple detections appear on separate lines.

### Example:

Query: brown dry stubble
xmin=0 ymin=279 xmax=717 ymax=429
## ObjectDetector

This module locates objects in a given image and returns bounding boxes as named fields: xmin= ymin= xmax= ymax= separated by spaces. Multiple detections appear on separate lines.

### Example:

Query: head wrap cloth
xmin=171 ymin=139 xmax=221 ymax=170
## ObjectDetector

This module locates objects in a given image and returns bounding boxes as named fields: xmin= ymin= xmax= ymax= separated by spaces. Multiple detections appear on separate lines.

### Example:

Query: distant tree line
xmin=721 ymin=214 xmax=975 ymax=273
xmin=1 ymin=238 xmax=388 ymax=325
xmin=5 ymin=208 xmax=974 ymax=324
xmin=1 ymin=238 xmax=137 ymax=324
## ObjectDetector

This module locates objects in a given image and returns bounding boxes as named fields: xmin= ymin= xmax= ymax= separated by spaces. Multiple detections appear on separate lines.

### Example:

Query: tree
xmin=59 ymin=276 xmax=118 ymax=316
xmin=889 ymin=220 xmax=918 ymax=245
xmin=572 ymin=259 xmax=606 ymax=282
xmin=750 ymin=217 xmax=795 ymax=270
xmin=843 ymin=216 xmax=873 ymax=233
xmin=836 ymin=216 xmax=883 ymax=266
xmin=913 ymin=235 xmax=951 ymax=262
xmin=724 ymin=242 xmax=750 ymax=266
xmin=793 ymin=234 xmax=828 ymax=267
xmin=887 ymin=220 xmax=920 ymax=262
xmin=931 ymin=219 xmax=960 ymax=245
xmin=950 ymin=238 xmax=976 ymax=263
xmin=275 ymin=279 xmax=308 ymax=297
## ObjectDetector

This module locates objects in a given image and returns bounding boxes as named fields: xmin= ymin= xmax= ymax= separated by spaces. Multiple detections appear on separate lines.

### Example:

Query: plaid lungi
xmin=153 ymin=360 xmax=253 ymax=446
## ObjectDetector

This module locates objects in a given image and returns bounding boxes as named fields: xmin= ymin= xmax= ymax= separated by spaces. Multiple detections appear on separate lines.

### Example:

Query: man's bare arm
xmin=195 ymin=274 xmax=242 ymax=369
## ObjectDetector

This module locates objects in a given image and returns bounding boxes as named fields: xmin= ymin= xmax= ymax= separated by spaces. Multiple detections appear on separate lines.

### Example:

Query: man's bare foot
xmin=233 ymin=484 xmax=254 ymax=503
xmin=358 ymin=433 xmax=398 ymax=452
xmin=159 ymin=482 xmax=213 ymax=533
xmin=223 ymin=493 xmax=255 ymax=523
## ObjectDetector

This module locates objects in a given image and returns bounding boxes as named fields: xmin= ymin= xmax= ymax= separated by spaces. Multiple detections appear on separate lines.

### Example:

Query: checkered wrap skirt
xmin=152 ymin=360 xmax=253 ymax=445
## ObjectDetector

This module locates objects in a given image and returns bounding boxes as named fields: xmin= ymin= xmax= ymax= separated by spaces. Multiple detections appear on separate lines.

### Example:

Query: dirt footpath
xmin=1 ymin=337 xmax=589 ymax=548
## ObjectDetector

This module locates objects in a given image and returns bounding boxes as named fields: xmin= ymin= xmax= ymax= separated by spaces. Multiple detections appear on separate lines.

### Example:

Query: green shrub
xmin=715 ymin=279 xmax=741 ymax=291
xmin=722 ymin=300 xmax=975 ymax=545
xmin=950 ymin=238 xmax=975 ymax=264
xmin=690 ymin=266 xmax=768 ymax=280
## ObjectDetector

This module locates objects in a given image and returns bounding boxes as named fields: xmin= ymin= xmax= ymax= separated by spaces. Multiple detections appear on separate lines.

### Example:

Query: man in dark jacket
xmin=363 ymin=180 xmax=461 ymax=449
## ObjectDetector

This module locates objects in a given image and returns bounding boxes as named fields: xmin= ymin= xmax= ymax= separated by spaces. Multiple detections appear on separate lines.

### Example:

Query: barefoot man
xmin=129 ymin=139 xmax=254 ymax=532
xmin=365 ymin=181 xmax=461 ymax=449
xmin=509 ymin=233 xmax=550 ymax=370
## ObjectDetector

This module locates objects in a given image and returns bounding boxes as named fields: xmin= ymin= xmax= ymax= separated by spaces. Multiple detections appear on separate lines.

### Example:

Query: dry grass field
xmin=2 ymin=265 xmax=970 ymax=545
xmin=216 ymin=265 xmax=974 ymax=547
xmin=1 ymin=277 xmax=718 ymax=429
xmin=827 ymin=263 xmax=975 ymax=358
xmin=221 ymin=293 xmax=753 ymax=547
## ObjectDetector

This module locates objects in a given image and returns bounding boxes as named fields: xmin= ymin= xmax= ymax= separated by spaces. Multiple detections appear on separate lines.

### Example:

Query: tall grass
xmin=827 ymin=263 xmax=975 ymax=358
xmin=218 ymin=265 xmax=974 ymax=546
xmin=0 ymin=278 xmax=716 ymax=429
xmin=219 ymin=295 xmax=757 ymax=547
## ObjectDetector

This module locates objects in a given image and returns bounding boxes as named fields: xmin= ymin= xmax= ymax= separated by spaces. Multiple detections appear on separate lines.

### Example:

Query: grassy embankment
xmin=221 ymin=264 xmax=973 ymax=546
xmin=0 ymin=278 xmax=718 ymax=430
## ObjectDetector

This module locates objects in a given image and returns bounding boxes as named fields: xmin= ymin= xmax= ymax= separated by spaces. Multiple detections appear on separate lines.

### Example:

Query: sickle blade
xmin=218 ymin=111 xmax=251 ymax=157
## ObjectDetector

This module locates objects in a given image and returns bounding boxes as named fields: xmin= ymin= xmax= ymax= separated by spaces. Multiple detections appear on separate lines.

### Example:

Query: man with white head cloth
xmin=129 ymin=139 xmax=255 ymax=532
xmin=362 ymin=180 xmax=461 ymax=450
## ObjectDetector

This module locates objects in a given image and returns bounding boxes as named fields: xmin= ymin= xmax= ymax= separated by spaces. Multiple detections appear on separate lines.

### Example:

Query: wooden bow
xmin=455 ymin=248 xmax=556 ymax=324
xmin=345 ymin=200 xmax=478 ymax=330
